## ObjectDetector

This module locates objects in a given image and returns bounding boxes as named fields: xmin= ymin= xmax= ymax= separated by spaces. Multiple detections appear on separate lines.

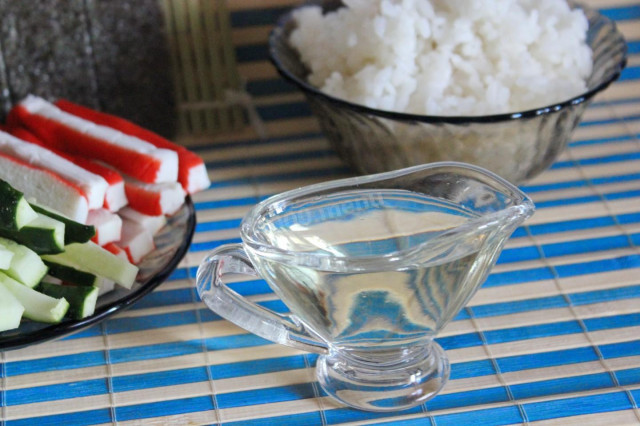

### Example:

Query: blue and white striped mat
xmin=2 ymin=0 xmax=640 ymax=424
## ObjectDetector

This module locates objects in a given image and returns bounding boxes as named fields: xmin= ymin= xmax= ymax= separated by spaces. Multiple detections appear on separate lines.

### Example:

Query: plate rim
xmin=0 ymin=196 xmax=196 ymax=351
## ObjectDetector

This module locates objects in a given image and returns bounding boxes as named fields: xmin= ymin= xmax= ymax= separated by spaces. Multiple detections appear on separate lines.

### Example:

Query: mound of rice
xmin=289 ymin=0 xmax=593 ymax=116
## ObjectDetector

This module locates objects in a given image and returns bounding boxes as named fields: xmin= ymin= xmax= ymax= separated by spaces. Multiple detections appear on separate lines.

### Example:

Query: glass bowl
xmin=268 ymin=0 xmax=627 ymax=184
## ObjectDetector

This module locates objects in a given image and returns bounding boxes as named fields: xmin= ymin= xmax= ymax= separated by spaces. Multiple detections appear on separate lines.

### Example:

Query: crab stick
xmin=55 ymin=99 xmax=211 ymax=193
xmin=103 ymin=242 xmax=128 ymax=260
xmin=118 ymin=207 xmax=167 ymax=236
xmin=9 ymin=95 xmax=178 ymax=184
xmin=124 ymin=177 xmax=186 ymax=216
xmin=116 ymin=219 xmax=155 ymax=264
xmin=0 ymin=152 xmax=89 ymax=223
xmin=87 ymin=209 xmax=122 ymax=246
xmin=9 ymin=127 xmax=128 ymax=212
xmin=0 ymin=130 xmax=108 ymax=210
xmin=73 ymin=158 xmax=127 ymax=212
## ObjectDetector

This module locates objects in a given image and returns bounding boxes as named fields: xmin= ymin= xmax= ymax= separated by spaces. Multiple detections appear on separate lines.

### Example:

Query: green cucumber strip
xmin=0 ymin=179 xmax=38 ymax=231
xmin=0 ymin=242 xmax=14 ymax=270
xmin=42 ymin=242 xmax=138 ymax=289
xmin=0 ymin=272 xmax=68 ymax=323
xmin=43 ymin=260 xmax=100 ymax=287
xmin=0 ymin=213 xmax=65 ymax=254
xmin=0 ymin=236 xmax=48 ymax=288
xmin=0 ymin=281 xmax=25 ymax=331
xmin=30 ymin=203 xmax=95 ymax=244
xmin=36 ymin=282 xmax=99 ymax=320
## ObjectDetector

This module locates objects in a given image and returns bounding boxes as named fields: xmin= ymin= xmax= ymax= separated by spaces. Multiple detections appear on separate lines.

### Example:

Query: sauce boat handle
xmin=196 ymin=243 xmax=329 ymax=354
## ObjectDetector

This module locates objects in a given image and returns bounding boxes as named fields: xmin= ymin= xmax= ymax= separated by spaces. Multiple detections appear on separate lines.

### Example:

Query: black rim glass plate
xmin=0 ymin=196 xmax=196 ymax=351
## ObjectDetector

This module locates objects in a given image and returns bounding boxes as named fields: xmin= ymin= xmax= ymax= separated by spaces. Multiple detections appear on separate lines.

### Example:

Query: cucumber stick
xmin=30 ymin=203 xmax=95 ymax=244
xmin=0 ymin=282 xmax=25 ymax=331
xmin=43 ymin=260 xmax=100 ymax=287
xmin=0 ymin=179 xmax=38 ymax=231
xmin=36 ymin=282 xmax=99 ymax=320
xmin=0 ymin=272 xmax=68 ymax=323
xmin=0 ymin=236 xmax=48 ymax=288
xmin=0 ymin=213 xmax=65 ymax=254
xmin=42 ymin=242 xmax=138 ymax=289
xmin=0 ymin=241 xmax=14 ymax=270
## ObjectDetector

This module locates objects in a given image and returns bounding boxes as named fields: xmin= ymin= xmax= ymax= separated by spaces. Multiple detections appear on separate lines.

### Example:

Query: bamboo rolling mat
xmin=2 ymin=0 xmax=640 ymax=425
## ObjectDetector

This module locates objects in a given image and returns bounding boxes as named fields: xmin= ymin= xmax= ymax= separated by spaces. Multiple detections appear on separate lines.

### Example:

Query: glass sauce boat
xmin=197 ymin=162 xmax=534 ymax=412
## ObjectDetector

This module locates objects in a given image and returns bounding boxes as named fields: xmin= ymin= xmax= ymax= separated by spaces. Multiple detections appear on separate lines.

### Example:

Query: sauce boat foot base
xmin=316 ymin=341 xmax=450 ymax=412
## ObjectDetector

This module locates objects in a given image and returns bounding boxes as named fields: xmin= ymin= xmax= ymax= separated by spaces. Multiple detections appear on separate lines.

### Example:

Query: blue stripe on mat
xmin=570 ymin=134 xmax=639 ymax=147
xmin=619 ymin=66 xmax=640 ymax=82
xmin=5 ymin=351 xmax=107 ymax=377
xmin=430 ymin=406 xmax=524 ymax=426
xmin=552 ymin=151 xmax=640 ymax=169
xmin=522 ymin=391 xmax=633 ymax=421
xmin=204 ymin=166 xmax=351 ymax=190
xmin=190 ymin=132 xmax=325 ymax=152
xmin=195 ymin=218 xmax=243 ymax=233
xmin=230 ymin=7 xmax=289 ymax=27
xmin=484 ymin=266 xmax=554 ymax=287
xmin=223 ymin=412 xmax=326 ymax=426
xmin=130 ymin=288 xmax=195 ymax=310
xmin=597 ymin=340 xmax=640 ymax=359
xmin=522 ymin=172 xmax=640 ymax=193
xmin=194 ymin=196 xmax=259 ymax=211
xmin=324 ymin=405 xmax=423 ymax=424
xmin=211 ymin=355 xmax=310 ymax=380
xmin=616 ymin=367 xmax=640 ymax=386
xmin=469 ymin=295 xmax=568 ymax=318
xmin=115 ymin=396 xmax=215 ymax=422
xmin=483 ymin=321 xmax=583 ymax=344
xmin=205 ymin=149 xmax=334 ymax=169
xmin=570 ymin=285 xmax=640 ymax=305
xmin=428 ymin=387 xmax=511 ymax=411
xmin=627 ymin=40 xmax=640 ymax=54
xmin=498 ymin=346 xmax=599 ymax=373
xmin=450 ymin=359 xmax=496 ymax=380
xmin=374 ymin=406 xmax=524 ymax=426
xmin=584 ymin=312 xmax=640 ymax=331
xmin=485 ymin=254 xmax=640 ymax=287
xmin=511 ymin=373 xmax=615 ymax=400
xmin=6 ymin=379 xmax=108 ymax=405
xmin=257 ymin=102 xmax=312 ymax=121
xmin=60 ymin=324 xmax=103 ymax=339
xmin=246 ymin=78 xmax=297 ymax=97
xmin=112 ymin=367 xmax=209 ymax=392
xmin=555 ymin=255 xmax=640 ymax=277
xmin=217 ymin=383 xmax=317 ymax=409
xmin=600 ymin=5 xmax=640 ymax=20
xmin=6 ymin=409 xmax=112 ymax=426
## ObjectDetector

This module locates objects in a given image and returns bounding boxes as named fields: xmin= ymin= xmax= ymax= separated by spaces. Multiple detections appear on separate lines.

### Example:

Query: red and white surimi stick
xmin=10 ymin=95 xmax=179 ymax=184
xmin=87 ymin=209 xmax=123 ymax=246
xmin=0 ymin=130 xmax=108 ymax=210
xmin=55 ymin=99 xmax=211 ymax=193
xmin=9 ymin=127 xmax=128 ymax=212
xmin=118 ymin=207 xmax=167 ymax=236
xmin=116 ymin=220 xmax=155 ymax=264
xmin=0 ymin=151 xmax=89 ymax=222
xmin=124 ymin=177 xmax=186 ymax=216
xmin=71 ymin=158 xmax=127 ymax=212
xmin=103 ymin=242 xmax=128 ymax=260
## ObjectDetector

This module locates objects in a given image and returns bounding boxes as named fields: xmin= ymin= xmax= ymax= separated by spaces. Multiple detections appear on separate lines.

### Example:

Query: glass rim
xmin=240 ymin=162 xmax=535 ymax=269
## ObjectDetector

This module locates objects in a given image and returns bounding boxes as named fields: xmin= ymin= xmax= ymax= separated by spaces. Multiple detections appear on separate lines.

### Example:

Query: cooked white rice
xmin=289 ymin=0 xmax=593 ymax=116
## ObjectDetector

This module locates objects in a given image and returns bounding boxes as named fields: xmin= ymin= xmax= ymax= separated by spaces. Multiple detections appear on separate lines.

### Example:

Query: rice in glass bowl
xmin=268 ymin=0 xmax=627 ymax=184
